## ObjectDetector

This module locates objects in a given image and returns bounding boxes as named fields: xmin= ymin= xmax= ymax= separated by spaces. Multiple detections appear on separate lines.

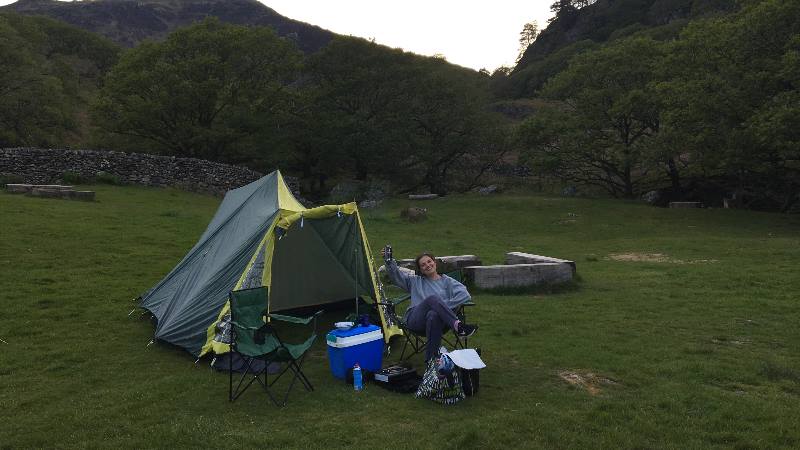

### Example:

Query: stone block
xmin=464 ymin=263 xmax=573 ymax=289
xmin=28 ymin=188 xmax=71 ymax=199
xmin=408 ymin=194 xmax=439 ymax=200
xmin=395 ymin=259 xmax=416 ymax=270
xmin=438 ymin=255 xmax=482 ymax=273
xmin=37 ymin=185 xmax=74 ymax=190
xmin=669 ymin=202 xmax=703 ymax=208
xmin=505 ymin=252 xmax=576 ymax=274
xmin=6 ymin=184 xmax=32 ymax=194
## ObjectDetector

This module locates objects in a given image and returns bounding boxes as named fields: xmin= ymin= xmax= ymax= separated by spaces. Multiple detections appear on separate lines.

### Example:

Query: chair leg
xmin=231 ymin=357 xmax=264 ymax=402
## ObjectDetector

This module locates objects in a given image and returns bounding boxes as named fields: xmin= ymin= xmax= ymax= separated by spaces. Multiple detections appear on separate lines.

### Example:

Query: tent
xmin=139 ymin=170 xmax=401 ymax=357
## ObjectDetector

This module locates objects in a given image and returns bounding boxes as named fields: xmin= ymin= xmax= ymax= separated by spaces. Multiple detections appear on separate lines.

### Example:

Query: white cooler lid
xmin=326 ymin=329 xmax=383 ymax=348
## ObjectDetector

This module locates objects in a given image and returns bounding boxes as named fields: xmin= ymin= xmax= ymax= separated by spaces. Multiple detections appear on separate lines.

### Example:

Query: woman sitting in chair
xmin=383 ymin=249 xmax=478 ymax=362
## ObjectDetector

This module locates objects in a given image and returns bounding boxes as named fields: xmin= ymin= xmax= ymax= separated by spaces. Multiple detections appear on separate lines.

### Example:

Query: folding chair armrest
xmin=391 ymin=294 xmax=411 ymax=305
xmin=229 ymin=320 xmax=262 ymax=331
xmin=268 ymin=310 xmax=322 ymax=326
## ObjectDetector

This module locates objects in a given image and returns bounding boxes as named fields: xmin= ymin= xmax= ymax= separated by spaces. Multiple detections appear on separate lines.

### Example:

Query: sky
xmin=266 ymin=1 xmax=554 ymax=71
xmin=0 ymin=0 xmax=554 ymax=71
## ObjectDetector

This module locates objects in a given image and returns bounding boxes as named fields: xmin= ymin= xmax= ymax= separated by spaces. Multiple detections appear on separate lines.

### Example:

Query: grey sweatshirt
xmin=385 ymin=259 xmax=471 ymax=311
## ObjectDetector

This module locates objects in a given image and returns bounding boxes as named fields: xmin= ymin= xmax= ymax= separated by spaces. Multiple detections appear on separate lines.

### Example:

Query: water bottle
xmin=353 ymin=363 xmax=363 ymax=392
xmin=384 ymin=244 xmax=392 ymax=262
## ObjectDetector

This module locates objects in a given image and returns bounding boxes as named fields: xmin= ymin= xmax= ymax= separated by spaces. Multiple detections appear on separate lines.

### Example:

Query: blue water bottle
xmin=353 ymin=363 xmax=363 ymax=392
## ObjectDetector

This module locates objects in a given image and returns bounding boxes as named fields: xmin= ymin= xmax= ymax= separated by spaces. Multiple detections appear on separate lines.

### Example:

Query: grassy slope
xmin=1 ymin=186 xmax=798 ymax=449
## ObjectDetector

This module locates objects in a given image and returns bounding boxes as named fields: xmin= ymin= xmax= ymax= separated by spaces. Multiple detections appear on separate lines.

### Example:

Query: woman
xmin=384 ymin=250 xmax=478 ymax=362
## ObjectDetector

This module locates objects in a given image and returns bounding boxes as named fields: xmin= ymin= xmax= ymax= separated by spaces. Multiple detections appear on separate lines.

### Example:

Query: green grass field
xmin=1 ymin=185 xmax=799 ymax=449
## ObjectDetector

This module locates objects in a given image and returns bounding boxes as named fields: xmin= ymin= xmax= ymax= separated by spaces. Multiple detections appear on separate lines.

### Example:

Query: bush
xmin=61 ymin=171 xmax=92 ymax=184
xmin=0 ymin=173 xmax=25 ymax=186
xmin=95 ymin=171 xmax=124 ymax=185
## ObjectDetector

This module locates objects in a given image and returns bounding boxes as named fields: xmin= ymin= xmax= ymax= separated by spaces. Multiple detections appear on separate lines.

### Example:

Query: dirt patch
xmin=558 ymin=370 xmax=618 ymax=395
xmin=608 ymin=253 xmax=674 ymax=262
xmin=607 ymin=253 xmax=718 ymax=264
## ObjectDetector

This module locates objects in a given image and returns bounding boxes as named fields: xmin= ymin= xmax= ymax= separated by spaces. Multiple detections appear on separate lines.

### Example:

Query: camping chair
xmin=379 ymin=269 xmax=475 ymax=361
xmin=228 ymin=286 xmax=322 ymax=406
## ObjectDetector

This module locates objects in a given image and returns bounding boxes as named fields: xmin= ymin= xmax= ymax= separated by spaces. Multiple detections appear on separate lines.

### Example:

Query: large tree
xmin=302 ymin=37 xmax=506 ymax=196
xmin=519 ymin=37 xmax=665 ymax=198
xmin=399 ymin=59 xmax=503 ymax=195
xmin=658 ymin=0 xmax=800 ymax=210
xmin=92 ymin=18 xmax=301 ymax=162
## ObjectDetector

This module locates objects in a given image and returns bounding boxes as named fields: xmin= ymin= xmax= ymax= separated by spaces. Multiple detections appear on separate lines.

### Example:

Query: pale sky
xmin=266 ymin=1 xmax=553 ymax=71
xmin=0 ymin=0 xmax=554 ymax=71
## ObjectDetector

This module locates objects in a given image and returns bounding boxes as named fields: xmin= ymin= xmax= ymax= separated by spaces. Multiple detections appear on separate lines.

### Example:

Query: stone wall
xmin=0 ymin=147 xmax=282 ymax=195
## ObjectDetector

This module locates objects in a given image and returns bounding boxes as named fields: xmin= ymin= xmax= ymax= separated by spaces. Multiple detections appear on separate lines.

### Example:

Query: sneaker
xmin=456 ymin=323 xmax=478 ymax=337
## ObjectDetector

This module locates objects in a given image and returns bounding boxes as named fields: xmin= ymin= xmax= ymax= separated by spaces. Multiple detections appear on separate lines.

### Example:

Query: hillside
xmin=506 ymin=0 xmax=738 ymax=97
xmin=1 ymin=0 xmax=334 ymax=53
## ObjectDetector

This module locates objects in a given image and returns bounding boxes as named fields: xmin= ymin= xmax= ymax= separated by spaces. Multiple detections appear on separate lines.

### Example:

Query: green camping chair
xmin=379 ymin=269 xmax=475 ymax=361
xmin=228 ymin=287 xmax=322 ymax=406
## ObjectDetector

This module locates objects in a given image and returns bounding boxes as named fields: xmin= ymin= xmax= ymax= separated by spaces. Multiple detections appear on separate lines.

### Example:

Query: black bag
xmin=460 ymin=348 xmax=481 ymax=396
xmin=373 ymin=364 xmax=421 ymax=394
xmin=460 ymin=368 xmax=480 ymax=396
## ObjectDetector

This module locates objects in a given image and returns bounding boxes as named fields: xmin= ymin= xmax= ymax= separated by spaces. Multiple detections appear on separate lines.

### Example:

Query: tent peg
xmin=194 ymin=357 xmax=201 ymax=365
xmin=210 ymin=357 xmax=217 ymax=368
xmin=0 ymin=338 xmax=8 ymax=345
xmin=146 ymin=339 xmax=154 ymax=348
xmin=300 ymin=212 xmax=304 ymax=228
xmin=127 ymin=308 xmax=137 ymax=317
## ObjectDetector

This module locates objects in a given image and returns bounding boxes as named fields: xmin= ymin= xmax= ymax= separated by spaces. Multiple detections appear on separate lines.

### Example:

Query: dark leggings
xmin=404 ymin=295 xmax=459 ymax=361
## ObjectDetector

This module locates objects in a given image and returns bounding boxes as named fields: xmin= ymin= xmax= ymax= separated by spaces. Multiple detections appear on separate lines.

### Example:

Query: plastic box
xmin=326 ymin=324 xmax=383 ymax=379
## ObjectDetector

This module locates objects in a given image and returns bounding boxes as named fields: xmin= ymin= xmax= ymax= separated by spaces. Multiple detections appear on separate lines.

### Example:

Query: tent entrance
xmin=269 ymin=215 xmax=374 ymax=312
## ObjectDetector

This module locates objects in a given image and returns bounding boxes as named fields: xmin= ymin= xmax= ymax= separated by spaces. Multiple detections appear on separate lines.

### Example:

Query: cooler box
xmin=326 ymin=324 xmax=383 ymax=379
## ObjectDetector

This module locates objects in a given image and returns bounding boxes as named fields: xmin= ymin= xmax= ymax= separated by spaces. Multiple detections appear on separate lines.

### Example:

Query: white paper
xmin=443 ymin=349 xmax=486 ymax=369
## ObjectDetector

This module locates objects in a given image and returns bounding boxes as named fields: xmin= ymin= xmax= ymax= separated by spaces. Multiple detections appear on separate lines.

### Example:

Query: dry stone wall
xmin=0 ymin=147 xmax=296 ymax=196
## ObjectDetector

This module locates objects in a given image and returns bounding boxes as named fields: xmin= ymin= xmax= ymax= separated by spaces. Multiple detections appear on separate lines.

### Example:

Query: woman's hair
xmin=415 ymin=252 xmax=437 ymax=274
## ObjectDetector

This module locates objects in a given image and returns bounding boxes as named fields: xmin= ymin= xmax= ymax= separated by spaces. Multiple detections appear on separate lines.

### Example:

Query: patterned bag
xmin=414 ymin=357 xmax=465 ymax=405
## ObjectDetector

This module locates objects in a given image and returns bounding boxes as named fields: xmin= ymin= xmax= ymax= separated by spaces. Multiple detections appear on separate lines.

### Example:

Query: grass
xmin=1 ymin=185 xmax=799 ymax=448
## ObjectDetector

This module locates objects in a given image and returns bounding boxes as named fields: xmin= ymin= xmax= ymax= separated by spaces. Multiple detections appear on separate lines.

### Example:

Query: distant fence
xmin=0 ymin=148 xmax=286 ymax=195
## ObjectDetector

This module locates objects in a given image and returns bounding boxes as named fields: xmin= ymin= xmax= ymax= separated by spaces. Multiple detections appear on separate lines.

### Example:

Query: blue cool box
xmin=326 ymin=324 xmax=383 ymax=379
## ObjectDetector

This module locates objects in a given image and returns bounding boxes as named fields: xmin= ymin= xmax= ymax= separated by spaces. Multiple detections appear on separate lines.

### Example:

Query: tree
xmin=398 ymin=59 xmax=504 ymax=195
xmin=299 ymin=37 xmax=420 ymax=193
xmin=517 ymin=21 xmax=539 ymax=62
xmin=658 ymin=0 xmax=800 ymax=210
xmin=549 ymin=0 xmax=578 ymax=23
xmin=0 ymin=14 xmax=76 ymax=147
xmin=92 ymin=18 xmax=302 ymax=162
xmin=303 ymin=37 xmax=507 ymax=196
xmin=519 ymin=37 xmax=665 ymax=198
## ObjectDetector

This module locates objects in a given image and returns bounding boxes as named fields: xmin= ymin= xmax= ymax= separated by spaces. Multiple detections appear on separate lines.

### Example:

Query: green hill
xmin=1 ymin=185 xmax=798 ymax=447
xmin=505 ymin=0 xmax=737 ymax=98
xmin=1 ymin=0 xmax=334 ymax=53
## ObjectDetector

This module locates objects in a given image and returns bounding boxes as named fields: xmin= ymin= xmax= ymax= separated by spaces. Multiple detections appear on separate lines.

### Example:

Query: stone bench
xmin=463 ymin=263 xmax=573 ymax=289
xmin=505 ymin=251 xmax=576 ymax=274
xmin=392 ymin=255 xmax=481 ymax=273
xmin=5 ymin=184 xmax=94 ymax=201
xmin=381 ymin=252 xmax=574 ymax=290
xmin=7 ymin=184 xmax=74 ymax=194
xmin=378 ymin=255 xmax=481 ymax=281
xmin=408 ymin=194 xmax=439 ymax=200
xmin=669 ymin=202 xmax=703 ymax=208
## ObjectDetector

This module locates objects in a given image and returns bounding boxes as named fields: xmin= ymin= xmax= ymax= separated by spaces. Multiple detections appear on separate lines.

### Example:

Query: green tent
xmin=139 ymin=170 xmax=401 ymax=357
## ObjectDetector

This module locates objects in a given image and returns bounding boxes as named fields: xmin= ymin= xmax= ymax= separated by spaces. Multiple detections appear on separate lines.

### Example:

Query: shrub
xmin=95 ymin=171 xmax=124 ymax=185
xmin=61 ymin=171 xmax=92 ymax=184
xmin=0 ymin=173 xmax=25 ymax=186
